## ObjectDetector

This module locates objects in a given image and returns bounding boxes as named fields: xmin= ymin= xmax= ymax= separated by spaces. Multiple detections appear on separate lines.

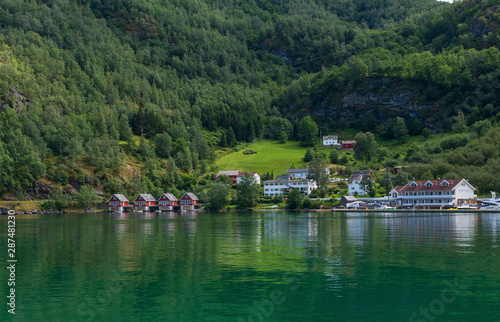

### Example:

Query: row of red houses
xmin=108 ymin=193 xmax=199 ymax=212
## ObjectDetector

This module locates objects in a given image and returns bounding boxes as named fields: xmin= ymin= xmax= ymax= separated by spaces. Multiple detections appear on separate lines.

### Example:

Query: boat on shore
xmin=457 ymin=203 xmax=478 ymax=210
xmin=479 ymin=192 xmax=500 ymax=210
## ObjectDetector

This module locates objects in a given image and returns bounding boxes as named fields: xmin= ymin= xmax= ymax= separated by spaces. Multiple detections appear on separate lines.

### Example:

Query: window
xmin=425 ymin=181 xmax=433 ymax=187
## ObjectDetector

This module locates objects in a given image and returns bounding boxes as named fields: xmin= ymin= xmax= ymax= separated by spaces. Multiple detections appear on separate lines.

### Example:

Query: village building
xmin=263 ymin=178 xmax=317 ymax=197
xmin=275 ymin=175 xmax=292 ymax=181
xmin=180 ymin=193 xmax=199 ymax=210
xmin=342 ymin=140 xmax=356 ymax=150
xmin=157 ymin=193 xmax=178 ymax=211
xmin=348 ymin=170 xmax=375 ymax=196
xmin=285 ymin=168 xmax=330 ymax=179
xmin=218 ymin=170 xmax=260 ymax=185
xmin=134 ymin=194 xmax=157 ymax=212
xmin=322 ymin=135 xmax=339 ymax=147
xmin=339 ymin=195 xmax=357 ymax=208
xmin=390 ymin=179 xmax=476 ymax=208
xmin=236 ymin=172 xmax=261 ymax=185
xmin=217 ymin=170 xmax=240 ymax=184
xmin=108 ymin=194 xmax=129 ymax=212
xmin=285 ymin=168 xmax=310 ymax=179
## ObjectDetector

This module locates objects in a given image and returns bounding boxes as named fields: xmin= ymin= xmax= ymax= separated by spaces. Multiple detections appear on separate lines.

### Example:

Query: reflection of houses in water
xmin=113 ymin=223 xmax=127 ymax=236
xmin=452 ymin=214 xmax=477 ymax=247
xmin=255 ymin=216 xmax=262 ymax=252
xmin=161 ymin=221 xmax=177 ymax=234
xmin=180 ymin=211 xmax=198 ymax=234
xmin=481 ymin=214 xmax=499 ymax=240
xmin=135 ymin=212 xmax=156 ymax=219
xmin=135 ymin=212 xmax=156 ymax=234
xmin=308 ymin=213 xmax=318 ymax=242
xmin=141 ymin=223 xmax=154 ymax=235
xmin=346 ymin=216 xmax=367 ymax=246
xmin=109 ymin=212 xmax=128 ymax=220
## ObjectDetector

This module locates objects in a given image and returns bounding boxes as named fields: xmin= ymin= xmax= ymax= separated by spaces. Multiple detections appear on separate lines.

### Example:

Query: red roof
xmin=392 ymin=185 xmax=404 ymax=193
xmin=399 ymin=179 xmax=466 ymax=192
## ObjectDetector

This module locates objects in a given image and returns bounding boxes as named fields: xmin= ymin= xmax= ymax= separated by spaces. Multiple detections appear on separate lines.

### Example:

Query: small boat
xmin=377 ymin=205 xmax=397 ymax=210
xmin=479 ymin=192 xmax=500 ymax=210
xmin=457 ymin=203 xmax=477 ymax=210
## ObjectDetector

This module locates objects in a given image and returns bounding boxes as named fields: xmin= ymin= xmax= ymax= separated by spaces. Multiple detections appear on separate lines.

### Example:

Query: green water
xmin=1 ymin=211 xmax=500 ymax=321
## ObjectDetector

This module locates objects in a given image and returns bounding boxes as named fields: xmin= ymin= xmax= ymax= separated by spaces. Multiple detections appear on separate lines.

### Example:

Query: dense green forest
xmin=0 ymin=0 xmax=499 ymax=205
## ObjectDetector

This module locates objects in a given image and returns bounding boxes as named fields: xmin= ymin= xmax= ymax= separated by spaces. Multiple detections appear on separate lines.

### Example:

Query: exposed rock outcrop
xmin=31 ymin=180 xmax=55 ymax=200
xmin=310 ymin=77 xmax=437 ymax=129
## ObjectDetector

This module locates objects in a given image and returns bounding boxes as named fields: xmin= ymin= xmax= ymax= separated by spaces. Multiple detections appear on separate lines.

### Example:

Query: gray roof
xmin=275 ymin=175 xmax=291 ymax=181
xmin=342 ymin=196 xmax=357 ymax=201
xmin=264 ymin=179 xmax=310 ymax=184
xmin=348 ymin=170 xmax=373 ymax=184
xmin=218 ymin=170 xmax=239 ymax=176
xmin=160 ymin=193 xmax=178 ymax=201
xmin=285 ymin=168 xmax=309 ymax=174
xmin=109 ymin=194 xmax=129 ymax=202
xmin=182 ymin=192 xmax=199 ymax=201
xmin=136 ymin=194 xmax=156 ymax=202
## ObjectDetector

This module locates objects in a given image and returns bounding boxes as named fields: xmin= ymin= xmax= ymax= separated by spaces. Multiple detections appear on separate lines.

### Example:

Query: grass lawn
xmin=216 ymin=139 xmax=308 ymax=175
xmin=0 ymin=201 xmax=43 ymax=212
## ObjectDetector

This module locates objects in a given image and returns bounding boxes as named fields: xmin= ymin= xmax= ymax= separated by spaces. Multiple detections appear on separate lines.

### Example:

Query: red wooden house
xmin=158 ymin=193 xmax=178 ymax=211
xmin=108 ymin=194 xmax=129 ymax=212
xmin=217 ymin=170 xmax=239 ymax=184
xmin=180 ymin=193 xmax=199 ymax=210
xmin=134 ymin=194 xmax=157 ymax=212
xmin=342 ymin=140 xmax=356 ymax=150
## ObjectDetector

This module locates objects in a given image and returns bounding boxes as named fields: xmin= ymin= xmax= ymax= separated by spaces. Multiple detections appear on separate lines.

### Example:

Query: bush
xmin=302 ymin=197 xmax=312 ymax=209
xmin=440 ymin=134 xmax=468 ymax=150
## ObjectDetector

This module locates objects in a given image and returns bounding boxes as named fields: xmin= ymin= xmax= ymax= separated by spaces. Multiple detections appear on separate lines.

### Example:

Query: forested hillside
xmin=0 ymin=0 xmax=499 ymax=202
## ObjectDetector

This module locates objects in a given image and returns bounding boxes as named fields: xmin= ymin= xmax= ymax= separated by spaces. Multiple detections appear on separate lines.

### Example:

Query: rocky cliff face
xmin=310 ymin=77 xmax=440 ymax=129
xmin=469 ymin=6 xmax=500 ymax=37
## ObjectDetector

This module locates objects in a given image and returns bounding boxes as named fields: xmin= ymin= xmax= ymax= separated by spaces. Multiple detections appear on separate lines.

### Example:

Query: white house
xmin=390 ymin=179 xmax=476 ymax=208
xmin=322 ymin=135 xmax=339 ymax=147
xmin=263 ymin=178 xmax=317 ymax=197
xmin=348 ymin=170 xmax=375 ymax=196
xmin=236 ymin=172 xmax=261 ymax=185
xmin=285 ymin=168 xmax=310 ymax=179
xmin=285 ymin=168 xmax=330 ymax=180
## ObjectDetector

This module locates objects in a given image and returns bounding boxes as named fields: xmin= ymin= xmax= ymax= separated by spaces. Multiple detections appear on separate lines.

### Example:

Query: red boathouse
xmin=158 ymin=193 xmax=178 ymax=211
xmin=134 ymin=194 xmax=157 ymax=212
xmin=180 ymin=193 xmax=199 ymax=210
xmin=108 ymin=194 xmax=129 ymax=212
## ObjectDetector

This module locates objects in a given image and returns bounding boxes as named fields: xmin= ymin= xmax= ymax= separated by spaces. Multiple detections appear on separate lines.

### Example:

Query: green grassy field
xmin=216 ymin=140 xmax=308 ymax=175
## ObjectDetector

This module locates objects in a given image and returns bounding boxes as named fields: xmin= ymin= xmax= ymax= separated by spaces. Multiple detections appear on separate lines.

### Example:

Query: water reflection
xmin=3 ymin=211 xmax=500 ymax=322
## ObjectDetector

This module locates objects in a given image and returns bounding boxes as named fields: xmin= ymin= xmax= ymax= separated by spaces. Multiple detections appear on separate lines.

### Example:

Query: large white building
xmin=348 ymin=170 xmax=374 ymax=196
xmin=390 ymin=179 xmax=476 ymax=208
xmin=322 ymin=135 xmax=339 ymax=147
xmin=263 ymin=178 xmax=317 ymax=197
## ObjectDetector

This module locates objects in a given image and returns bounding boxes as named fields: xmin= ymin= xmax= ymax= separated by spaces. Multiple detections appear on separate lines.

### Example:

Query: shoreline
xmin=3 ymin=207 xmax=500 ymax=215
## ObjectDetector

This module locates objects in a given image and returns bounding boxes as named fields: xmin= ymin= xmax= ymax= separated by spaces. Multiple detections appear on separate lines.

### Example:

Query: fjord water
xmin=1 ymin=211 xmax=500 ymax=321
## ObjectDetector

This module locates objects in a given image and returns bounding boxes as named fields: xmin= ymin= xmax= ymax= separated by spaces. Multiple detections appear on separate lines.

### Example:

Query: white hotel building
xmin=390 ymin=179 xmax=476 ymax=208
